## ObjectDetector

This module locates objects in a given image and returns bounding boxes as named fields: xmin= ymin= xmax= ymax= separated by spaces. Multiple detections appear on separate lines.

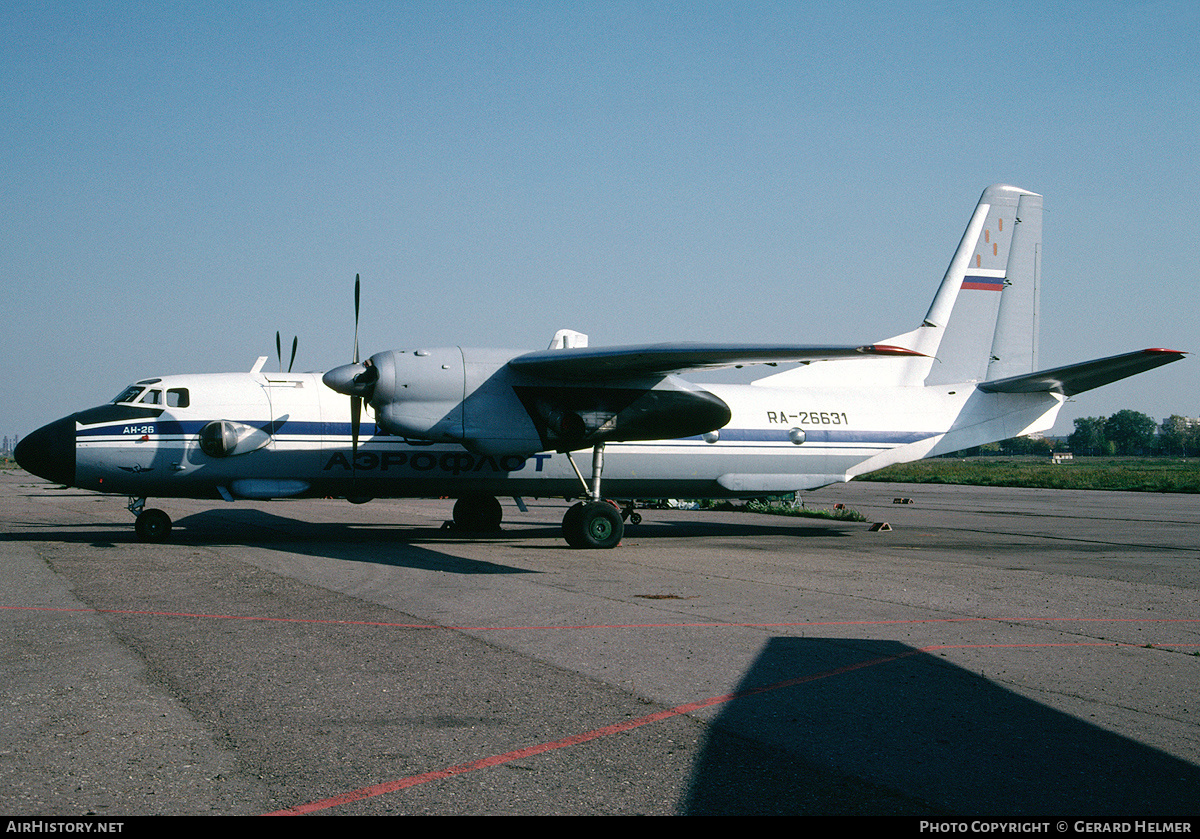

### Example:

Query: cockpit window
xmin=113 ymin=385 xmax=189 ymax=408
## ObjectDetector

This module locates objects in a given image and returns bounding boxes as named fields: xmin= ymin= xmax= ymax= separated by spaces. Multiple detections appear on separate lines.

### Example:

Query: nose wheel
xmin=128 ymin=497 xmax=173 ymax=543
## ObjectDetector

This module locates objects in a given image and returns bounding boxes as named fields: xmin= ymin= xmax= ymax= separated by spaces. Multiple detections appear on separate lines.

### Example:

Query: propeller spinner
xmin=322 ymin=357 xmax=378 ymax=399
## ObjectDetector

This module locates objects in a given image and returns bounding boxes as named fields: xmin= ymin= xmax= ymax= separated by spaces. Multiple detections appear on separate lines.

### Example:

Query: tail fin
xmin=923 ymin=184 xmax=1042 ymax=385
xmin=753 ymin=184 xmax=1042 ymax=389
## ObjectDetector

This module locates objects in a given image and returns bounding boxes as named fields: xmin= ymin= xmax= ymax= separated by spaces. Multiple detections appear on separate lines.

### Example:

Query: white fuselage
xmin=69 ymin=368 xmax=1063 ymax=502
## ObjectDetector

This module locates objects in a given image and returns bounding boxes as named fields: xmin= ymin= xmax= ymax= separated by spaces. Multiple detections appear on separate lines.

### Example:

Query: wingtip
xmin=860 ymin=344 xmax=928 ymax=357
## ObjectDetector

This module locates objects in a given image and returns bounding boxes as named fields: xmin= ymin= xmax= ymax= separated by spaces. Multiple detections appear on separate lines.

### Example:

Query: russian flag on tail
xmin=961 ymin=274 xmax=1005 ymax=291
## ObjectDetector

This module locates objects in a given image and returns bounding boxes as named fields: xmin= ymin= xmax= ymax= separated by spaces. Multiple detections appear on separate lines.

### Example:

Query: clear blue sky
xmin=3 ymin=1 xmax=1196 ymax=442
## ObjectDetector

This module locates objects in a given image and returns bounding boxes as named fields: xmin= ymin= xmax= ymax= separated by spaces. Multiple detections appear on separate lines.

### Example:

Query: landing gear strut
xmin=561 ymin=444 xmax=624 ymax=549
xmin=128 ymin=497 xmax=172 ymax=542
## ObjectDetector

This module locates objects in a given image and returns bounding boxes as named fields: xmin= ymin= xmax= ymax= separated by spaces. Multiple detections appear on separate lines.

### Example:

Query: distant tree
xmin=1068 ymin=417 xmax=1106 ymax=456
xmin=1000 ymin=435 xmax=1053 ymax=456
xmin=1158 ymin=415 xmax=1191 ymax=457
xmin=1104 ymin=410 xmax=1157 ymax=456
xmin=999 ymin=436 xmax=1026 ymax=455
xmin=1162 ymin=416 xmax=1200 ymax=457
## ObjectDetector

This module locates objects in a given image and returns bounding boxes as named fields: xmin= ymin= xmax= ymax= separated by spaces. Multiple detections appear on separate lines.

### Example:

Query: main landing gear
xmin=561 ymin=443 xmax=624 ymax=549
xmin=128 ymin=497 xmax=172 ymax=543
xmin=561 ymin=499 xmax=623 ymax=549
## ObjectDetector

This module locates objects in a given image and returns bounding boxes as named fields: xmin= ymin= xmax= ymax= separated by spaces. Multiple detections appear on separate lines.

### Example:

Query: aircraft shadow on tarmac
xmin=173 ymin=509 xmax=856 ymax=572
xmin=0 ymin=509 xmax=533 ymax=574
xmin=168 ymin=508 xmax=858 ymax=544
xmin=681 ymin=636 xmax=1200 ymax=816
xmin=4 ymin=507 xmax=856 ymax=574
xmin=174 ymin=508 xmax=548 ymax=574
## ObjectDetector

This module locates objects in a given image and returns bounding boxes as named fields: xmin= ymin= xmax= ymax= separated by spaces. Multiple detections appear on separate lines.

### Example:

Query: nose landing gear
xmin=128 ymin=497 xmax=172 ymax=542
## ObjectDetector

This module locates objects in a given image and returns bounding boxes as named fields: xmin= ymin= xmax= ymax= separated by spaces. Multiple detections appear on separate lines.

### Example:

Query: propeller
xmin=322 ymin=274 xmax=380 ymax=472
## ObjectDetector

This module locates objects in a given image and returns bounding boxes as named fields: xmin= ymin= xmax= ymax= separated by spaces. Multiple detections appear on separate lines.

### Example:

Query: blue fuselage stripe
xmin=76 ymin=421 xmax=935 ymax=447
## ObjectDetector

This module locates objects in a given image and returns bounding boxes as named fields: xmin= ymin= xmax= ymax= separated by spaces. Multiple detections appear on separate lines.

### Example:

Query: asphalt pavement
xmin=1 ymin=470 xmax=1197 ymax=816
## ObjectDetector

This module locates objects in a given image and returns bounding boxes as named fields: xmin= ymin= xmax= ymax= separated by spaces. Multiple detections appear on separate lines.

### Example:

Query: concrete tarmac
xmin=1 ymin=469 xmax=1197 ymax=816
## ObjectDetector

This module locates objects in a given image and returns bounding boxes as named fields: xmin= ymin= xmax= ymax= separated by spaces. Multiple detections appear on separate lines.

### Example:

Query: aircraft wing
xmin=977 ymin=348 xmax=1186 ymax=396
xmin=507 ymin=342 xmax=922 ymax=379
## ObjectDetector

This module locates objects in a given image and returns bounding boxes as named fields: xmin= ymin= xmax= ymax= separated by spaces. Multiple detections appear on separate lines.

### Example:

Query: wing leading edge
xmin=978 ymin=348 xmax=1186 ymax=396
xmin=508 ymin=343 xmax=922 ymax=380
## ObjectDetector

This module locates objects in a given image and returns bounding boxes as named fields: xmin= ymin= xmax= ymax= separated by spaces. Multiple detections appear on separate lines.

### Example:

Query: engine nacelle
xmin=367 ymin=348 xmax=467 ymax=441
xmin=332 ymin=348 xmax=733 ymax=456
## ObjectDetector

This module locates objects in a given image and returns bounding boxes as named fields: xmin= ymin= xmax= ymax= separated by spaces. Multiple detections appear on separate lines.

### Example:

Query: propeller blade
xmin=288 ymin=336 xmax=298 ymax=373
xmin=276 ymin=331 xmax=283 ymax=372
xmin=353 ymin=273 xmax=361 ymax=364
xmin=342 ymin=274 xmax=364 ymax=483
xmin=350 ymin=395 xmax=361 ymax=472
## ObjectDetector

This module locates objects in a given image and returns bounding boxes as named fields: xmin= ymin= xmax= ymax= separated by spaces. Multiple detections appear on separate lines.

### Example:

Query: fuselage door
xmin=262 ymin=375 xmax=323 ymax=466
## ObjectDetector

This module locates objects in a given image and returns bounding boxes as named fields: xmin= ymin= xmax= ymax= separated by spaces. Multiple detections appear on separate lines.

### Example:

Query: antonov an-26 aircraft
xmin=17 ymin=185 xmax=1185 ymax=547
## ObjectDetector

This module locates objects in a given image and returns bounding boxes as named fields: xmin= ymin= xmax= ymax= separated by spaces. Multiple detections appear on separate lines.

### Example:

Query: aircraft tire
xmin=135 ymin=509 xmax=172 ymax=543
xmin=562 ymin=502 xmax=586 ymax=547
xmin=563 ymin=501 xmax=623 ymax=549
xmin=452 ymin=494 xmax=503 ymax=531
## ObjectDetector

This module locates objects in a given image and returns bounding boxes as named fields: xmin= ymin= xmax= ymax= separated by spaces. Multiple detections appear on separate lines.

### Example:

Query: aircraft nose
xmin=14 ymin=415 xmax=76 ymax=487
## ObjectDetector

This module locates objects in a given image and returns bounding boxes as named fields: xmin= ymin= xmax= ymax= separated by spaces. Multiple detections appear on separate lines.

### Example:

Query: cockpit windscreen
xmin=113 ymin=385 xmax=143 ymax=403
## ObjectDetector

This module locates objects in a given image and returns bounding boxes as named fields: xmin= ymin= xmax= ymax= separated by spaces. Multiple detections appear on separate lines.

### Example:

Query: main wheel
xmin=135 ymin=508 xmax=172 ymax=543
xmin=562 ymin=501 xmax=623 ymax=549
xmin=452 ymin=494 xmax=503 ymax=531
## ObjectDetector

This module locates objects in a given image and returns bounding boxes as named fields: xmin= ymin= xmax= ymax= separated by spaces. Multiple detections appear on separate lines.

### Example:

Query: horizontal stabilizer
xmin=977 ymin=349 xmax=1185 ymax=396
xmin=508 ymin=343 xmax=923 ymax=380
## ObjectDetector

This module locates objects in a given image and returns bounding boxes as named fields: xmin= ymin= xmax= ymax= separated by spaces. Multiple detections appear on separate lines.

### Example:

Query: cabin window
xmin=166 ymin=388 xmax=190 ymax=408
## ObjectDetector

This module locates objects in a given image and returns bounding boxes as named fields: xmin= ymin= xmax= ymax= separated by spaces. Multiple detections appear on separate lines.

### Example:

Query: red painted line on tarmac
xmin=4 ymin=605 xmax=1197 ymax=632
xmin=6 ymin=604 xmax=1194 ymax=813
xmin=925 ymin=642 xmax=1200 ymax=650
xmin=263 ymin=649 xmax=922 ymax=815
xmin=264 ymin=635 xmax=1200 ymax=815
xmin=0 ymin=605 xmax=439 ymax=629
